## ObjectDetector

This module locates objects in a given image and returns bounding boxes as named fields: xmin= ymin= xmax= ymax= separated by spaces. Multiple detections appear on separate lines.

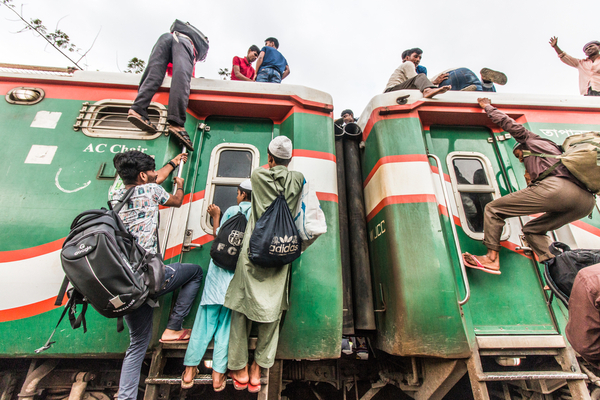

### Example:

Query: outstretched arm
xmin=477 ymin=98 xmax=537 ymax=143
xmin=549 ymin=36 xmax=579 ymax=67
xmin=157 ymin=153 xmax=188 ymax=184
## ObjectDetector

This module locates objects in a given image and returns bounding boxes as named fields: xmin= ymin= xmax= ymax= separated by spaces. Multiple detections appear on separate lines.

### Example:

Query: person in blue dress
xmin=181 ymin=179 xmax=252 ymax=390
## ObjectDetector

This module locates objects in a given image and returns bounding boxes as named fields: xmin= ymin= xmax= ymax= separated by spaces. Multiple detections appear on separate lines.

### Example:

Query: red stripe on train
xmin=0 ymin=237 xmax=64 ymax=263
xmin=363 ymin=155 xmax=429 ymax=188
xmin=366 ymin=194 xmax=437 ymax=222
xmin=292 ymin=149 xmax=336 ymax=163
xmin=0 ymin=296 xmax=66 ymax=323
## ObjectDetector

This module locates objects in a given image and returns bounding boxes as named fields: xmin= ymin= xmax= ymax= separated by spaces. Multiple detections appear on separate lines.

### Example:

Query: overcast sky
xmin=2 ymin=0 xmax=599 ymax=117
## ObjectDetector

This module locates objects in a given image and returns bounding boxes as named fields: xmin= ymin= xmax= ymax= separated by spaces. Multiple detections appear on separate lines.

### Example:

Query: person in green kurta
xmin=224 ymin=136 xmax=304 ymax=393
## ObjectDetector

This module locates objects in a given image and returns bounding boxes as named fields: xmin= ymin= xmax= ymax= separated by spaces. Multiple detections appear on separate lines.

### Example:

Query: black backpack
xmin=544 ymin=242 xmax=600 ymax=307
xmin=249 ymin=193 xmax=302 ymax=268
xmin=36 ymin=187 xmax=164 ymax=353
xmin=210 ymin=212 xmax=247 ymax=271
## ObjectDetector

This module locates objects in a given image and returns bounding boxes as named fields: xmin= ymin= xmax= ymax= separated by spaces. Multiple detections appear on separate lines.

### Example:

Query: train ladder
xmin=143 ymin=338 xmax=281 ymax=400
xmin=466 ymin=336 xmax=591 ymax=399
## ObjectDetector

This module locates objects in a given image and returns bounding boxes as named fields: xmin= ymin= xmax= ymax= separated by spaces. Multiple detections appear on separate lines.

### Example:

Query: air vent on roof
xmin=5 ymin=87 xmax=45 ymax=105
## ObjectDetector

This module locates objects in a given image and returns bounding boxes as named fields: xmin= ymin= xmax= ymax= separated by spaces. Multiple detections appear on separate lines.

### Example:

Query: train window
xmin=74 ymin=99 xmax=167 ymax=139
xmin=447 ymin=152 xmax=509 ymax=241
xmin=5 ymin=87 xmax=45 ymax=105
xmin=201 ymin=143 xmax=259 ymax=233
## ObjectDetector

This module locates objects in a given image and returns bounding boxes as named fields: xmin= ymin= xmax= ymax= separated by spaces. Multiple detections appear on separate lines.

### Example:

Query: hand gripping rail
xmin=428 ymin=154 xmax=470 ymax=306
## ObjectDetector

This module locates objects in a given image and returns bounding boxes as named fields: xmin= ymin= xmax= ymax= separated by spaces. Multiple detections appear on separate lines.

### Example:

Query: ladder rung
xmin=145 ymin=375 xmax=268 ymax=385
xmin=478 ymin=371 xmax=587 ymax=382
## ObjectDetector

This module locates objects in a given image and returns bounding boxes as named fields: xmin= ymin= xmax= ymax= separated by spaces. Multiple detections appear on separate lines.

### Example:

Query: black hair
xmin=267 ymin=148 xmax=291 ymax=166
xmin=401 ymin=49 xmax=410 ymax=59
xmin=341 ymin=109 xmax=354 ymax=117
xmin=113 ymin=150 xmax=155 ymax=185
xmin=265 ymin=37 xmax=279 ymax=49
xmin=249 ymin=45 xmax=260 ymax=54
xmin=238 ymin=187 xmax=252 ymax=201
xmin=407 ymin=47 xmax=423 ymax=57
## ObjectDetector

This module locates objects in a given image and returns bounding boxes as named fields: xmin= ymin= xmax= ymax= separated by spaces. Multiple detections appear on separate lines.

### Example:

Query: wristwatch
xmin=168 ymin=160 xmax=177 ymax=169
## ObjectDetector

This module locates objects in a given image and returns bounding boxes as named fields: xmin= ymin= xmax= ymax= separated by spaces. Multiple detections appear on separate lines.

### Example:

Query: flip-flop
xmin=248 ymin=382 xmax=261 ymax=393
xmin=168 ymin=126 xmax=195 ymax=151
xmin=230 ymin=376 xmax=248 ymax=390
xmin=213 ymin=376 xmax=227 ymax=392
xmin=462 ymin=253 xmax=501 ymax=275
xmin=181 ymin=367 xmax=198 ymax=389
xmin=159 ymin=328 xmax=191 ymax=343
xmin=127 ymin=110 xmax=157 ymax=133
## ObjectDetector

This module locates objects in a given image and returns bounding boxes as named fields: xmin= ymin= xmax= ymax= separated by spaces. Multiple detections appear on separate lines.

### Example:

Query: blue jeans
xmin=118 ymin=262 xmax=202 ymax=400
xmin=439 ymin=68 xmax=496 ymax=92
xmin=256 ymin=66 xmax=282 ymax=83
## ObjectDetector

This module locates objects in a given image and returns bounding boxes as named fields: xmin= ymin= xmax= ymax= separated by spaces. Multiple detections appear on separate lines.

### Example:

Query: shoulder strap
xmin=530 ymin=161 xmax=562 ymax=185
xmin=54 ymin=276 xmax=70 ymax=306
xmin=521 ymin=150 xmax=561 ymax=159
xmin=110 ymin=186 xmax=137 ymax=213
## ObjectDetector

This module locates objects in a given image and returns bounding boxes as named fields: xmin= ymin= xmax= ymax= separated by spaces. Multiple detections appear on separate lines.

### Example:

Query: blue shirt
xmin=259 ymin=46 xmax=288 ymax=75
xmin=200 ymin=202 xmax=252 ymax=306
xmin=416 ymin=65 xmax=427 ymax=75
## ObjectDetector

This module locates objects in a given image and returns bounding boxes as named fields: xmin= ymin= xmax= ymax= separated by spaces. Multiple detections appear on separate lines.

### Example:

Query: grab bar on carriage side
xmin=427 ymin=154 xmax=470 ymax=306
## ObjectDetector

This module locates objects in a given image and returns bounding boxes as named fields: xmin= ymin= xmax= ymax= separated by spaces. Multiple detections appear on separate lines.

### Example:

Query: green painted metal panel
xmin=428 ymin=126 xmax=557 ymax=335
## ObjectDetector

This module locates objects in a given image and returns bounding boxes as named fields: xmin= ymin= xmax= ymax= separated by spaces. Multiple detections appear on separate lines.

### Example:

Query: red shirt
xmin=231 ymin=56 xmax=255 ymax=80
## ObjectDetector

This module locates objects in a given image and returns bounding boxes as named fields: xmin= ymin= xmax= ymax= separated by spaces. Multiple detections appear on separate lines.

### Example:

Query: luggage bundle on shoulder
xmin=170 ymin=19 xmax=209 ymax=62
xmin=525 ymin=131 xmax=600 ymax=194
xmin=210 ymin=211 xmax=247 ymax=271
xmin=544 ymin=242 xmax=600 ymax=307
xmin=37 ymin=187 xmax=165 ymax=353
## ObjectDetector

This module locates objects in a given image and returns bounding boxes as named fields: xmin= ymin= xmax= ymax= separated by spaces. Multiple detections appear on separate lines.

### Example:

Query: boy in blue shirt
xmin=255 ymin=37 xmax=290 ymax=83
xmin=181 ymin=180 xmax=252 ymax=391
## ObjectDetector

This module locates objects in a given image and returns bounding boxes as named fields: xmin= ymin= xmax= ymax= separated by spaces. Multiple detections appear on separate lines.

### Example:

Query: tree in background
xmin=125 ymin=57 xmax=145 ymax=74
xmin=218 ymin=68 xmax=231 ymax=80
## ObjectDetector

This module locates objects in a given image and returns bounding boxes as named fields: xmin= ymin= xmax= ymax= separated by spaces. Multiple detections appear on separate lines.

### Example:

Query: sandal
xmin=462 ymin=253 xmax=501 ymax=275
xmin=168 ymin=126 xmax=195 ymax=151
xmin=248 ymin=382 xmax=261 ymax=393
xmin=127 ymin=109 xmax=157 ymax=133
xmin=159 ymin=328 xmax=191 ymax=343
xmin=213 ymin=373 xmax=227 ymax=392
xmin=181 ymin=367 xmax=198 ymax=390
xmin=230 ymin=376 xmax=248 ymax=391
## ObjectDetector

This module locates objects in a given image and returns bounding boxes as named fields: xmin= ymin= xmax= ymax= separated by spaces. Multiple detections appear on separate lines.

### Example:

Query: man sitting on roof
xmin=550 ymin=36 xmax=600 ymax=96
xmin=462 ymin=98 xmax=595 ymax=275
xmin=384 ymin=47 xmax=451 ymax=98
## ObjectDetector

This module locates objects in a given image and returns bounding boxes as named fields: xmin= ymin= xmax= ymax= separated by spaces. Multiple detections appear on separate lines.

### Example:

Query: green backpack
xmin=523 ymin=131 xmax=600 ymax=194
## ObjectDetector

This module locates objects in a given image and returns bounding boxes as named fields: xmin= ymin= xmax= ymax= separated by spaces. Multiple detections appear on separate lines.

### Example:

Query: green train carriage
xmin=0 ymin=65 xmax=342 ymax=398
xmin=353 ymin=89 xmax=600 ymax=399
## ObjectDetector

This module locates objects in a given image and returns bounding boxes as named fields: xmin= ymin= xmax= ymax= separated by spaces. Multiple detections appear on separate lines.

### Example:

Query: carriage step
xmin=161 ymin=337 xmax=257 ymax=350
xmin=145 ymin=375 xmax=268 ymax=385
xmin=477 ymin=371 xmax=587 ymax=382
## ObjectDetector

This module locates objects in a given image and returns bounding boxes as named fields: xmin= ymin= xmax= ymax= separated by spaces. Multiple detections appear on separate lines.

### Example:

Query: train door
xmin=427 ymin=126 xmax=558 ymax=336
xmin=177 ymin=117 xmax=273 ymax=300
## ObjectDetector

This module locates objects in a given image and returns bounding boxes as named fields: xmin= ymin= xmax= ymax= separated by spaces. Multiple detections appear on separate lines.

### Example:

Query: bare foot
xmin=229 ymin=365 xmax=249 ymax=384
xmin=182 ymin=366 xmax=197 ymax=385
xmin=423 ymin=85 xmax=451 ymax=99
xmin=249 ymin=361 xmax=261 ymax=386
xmin=212 ymin=370 xmax=227 ymax=391
xmin=160 ymin=328 xmax=190 ymax=342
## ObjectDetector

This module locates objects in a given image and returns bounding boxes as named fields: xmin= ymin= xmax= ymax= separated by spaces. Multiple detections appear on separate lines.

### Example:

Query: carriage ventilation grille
xmin=73 ymin=99 xmax=168 ymax=140
xmin=5 ymin=87 xmax=45 ymax=105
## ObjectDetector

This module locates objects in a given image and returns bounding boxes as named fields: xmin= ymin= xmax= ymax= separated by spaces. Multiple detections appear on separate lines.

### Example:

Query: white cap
xmin=268 ymin=136 xmax=293 ymax=159
xmin=239 ymin=179 xmax=252 ymax=191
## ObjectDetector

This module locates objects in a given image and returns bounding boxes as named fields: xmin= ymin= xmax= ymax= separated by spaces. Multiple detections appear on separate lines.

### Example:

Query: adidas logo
xmin=269 ymin=234 xmax=299 ymax=255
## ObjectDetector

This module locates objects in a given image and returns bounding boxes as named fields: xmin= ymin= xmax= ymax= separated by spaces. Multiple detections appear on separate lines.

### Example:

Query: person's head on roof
xmin=237 ymin=179 xmax=252 ymax=203
xmin=267 ymin=136 xmax=292 ymax=167
xmin=265 ymin=37 xmax=279 ymax=49
xmin=583 ymin=41 xmax=600 ymax=58
xmin=403 ymin=47 xmax=423 ymax=66
xmin=341 ymin=109 xmax=354 ymax=124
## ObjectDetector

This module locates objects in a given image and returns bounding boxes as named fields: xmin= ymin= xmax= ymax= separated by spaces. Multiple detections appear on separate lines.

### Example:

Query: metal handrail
xmin=428 ymin=154 xmax=470 ymax=306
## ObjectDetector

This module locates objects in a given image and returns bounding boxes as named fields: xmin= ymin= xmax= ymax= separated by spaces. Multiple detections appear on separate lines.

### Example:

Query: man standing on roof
xmin=224 ymin=136 xmax=304 ymax=393
xmin=231 ymin=45 xmax=260 ymax=81
xmin=550 ymin=36 xmax=600 ymax=96
xmin=255 ymin=37 xmax=290 ymax=83
xmin=127 ymin=23 xmax=209 ymax=151
xmin=384 ymin=47 xmax=451 ymax=98
xmin=462 ymin=98 xmax=595 ymax=275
